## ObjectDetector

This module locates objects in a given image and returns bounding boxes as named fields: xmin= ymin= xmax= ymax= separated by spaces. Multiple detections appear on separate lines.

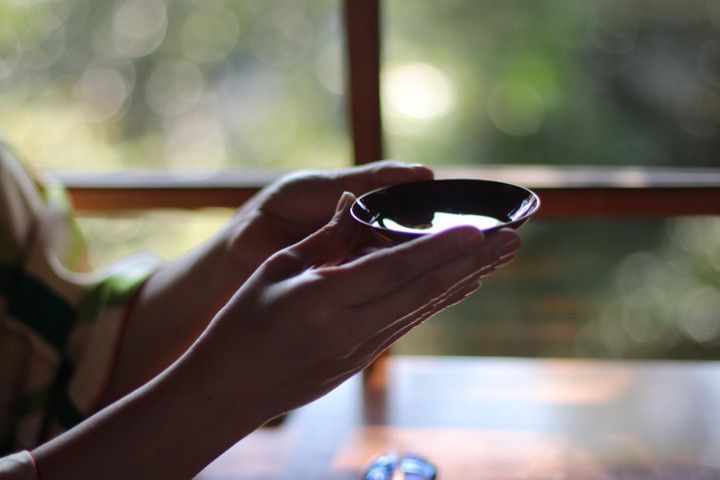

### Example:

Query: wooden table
xmin=196 ymin=356 xmax=720 ymax=479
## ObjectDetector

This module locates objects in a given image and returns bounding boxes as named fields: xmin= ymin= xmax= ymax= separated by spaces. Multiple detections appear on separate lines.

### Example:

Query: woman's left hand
xmin=224 ymin=160 xmax=433 ymax=274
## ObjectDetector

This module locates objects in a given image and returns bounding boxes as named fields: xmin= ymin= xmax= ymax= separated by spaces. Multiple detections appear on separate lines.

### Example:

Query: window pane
xmin=77 ymin=209 xmax=233 ymax=268
xmin=384 ymin=0 xmax=720 ymax=167
xmin=395 ymin=218 xmax=720 ymax=360
xmin=0 ymin=0 xmax=348 ymax=172
xmin=78 ymin=215 xmax=720 ymax=360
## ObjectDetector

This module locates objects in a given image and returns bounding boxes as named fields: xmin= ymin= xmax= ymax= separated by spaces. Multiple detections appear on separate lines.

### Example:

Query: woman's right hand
xmin=207 ymin=191 xmax=521 ymax=418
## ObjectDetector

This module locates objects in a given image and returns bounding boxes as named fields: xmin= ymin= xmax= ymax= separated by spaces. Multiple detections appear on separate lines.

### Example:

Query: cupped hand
xmin=209 ymin=192 xmax=521 ymax=418
xmin=225 ymin=160 xmax=434 ymax=271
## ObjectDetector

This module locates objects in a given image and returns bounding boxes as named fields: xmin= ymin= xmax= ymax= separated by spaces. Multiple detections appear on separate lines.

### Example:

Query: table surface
xmin=196 ymin=356 xmax=720 ymax=480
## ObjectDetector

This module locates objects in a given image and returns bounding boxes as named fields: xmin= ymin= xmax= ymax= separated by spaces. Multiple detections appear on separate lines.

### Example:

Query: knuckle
xmin=283 ymin=169 xmax=321 ymax=183
xmin=267 ymin=249 xmax=299 ymax=270
xmin=373 ymin=160 xmax=403 ymax=174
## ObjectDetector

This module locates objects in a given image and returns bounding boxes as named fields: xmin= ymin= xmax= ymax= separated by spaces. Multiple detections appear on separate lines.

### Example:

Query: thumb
xmin=264 ymin=192 xmax=360 ymax=278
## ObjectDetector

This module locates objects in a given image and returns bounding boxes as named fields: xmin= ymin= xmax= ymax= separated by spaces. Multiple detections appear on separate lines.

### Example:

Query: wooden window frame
xmin=64 ymin=0 xmax=720 ymax=218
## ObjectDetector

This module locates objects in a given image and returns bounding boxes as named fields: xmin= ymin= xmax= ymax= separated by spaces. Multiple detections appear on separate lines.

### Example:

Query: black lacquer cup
xmin=351 ymin=179 xmax=540 ymax=245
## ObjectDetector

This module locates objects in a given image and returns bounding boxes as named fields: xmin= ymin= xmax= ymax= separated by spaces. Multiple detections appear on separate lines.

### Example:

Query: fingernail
xmin=335 ymin=191 xmax=355 ymax=214
xmin=460 ymin=279 xmax=482 ymax=295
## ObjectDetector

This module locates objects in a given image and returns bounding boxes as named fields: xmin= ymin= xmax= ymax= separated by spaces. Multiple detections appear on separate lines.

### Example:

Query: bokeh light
xmin=112 ymin=0 xmax=167 ymax=58
xmin=145 ymin=60 xmax=204 ymax=117
xmin=588 ymin=1 xmax=639 ymax=55
xmin=383 ymin=62 xmax=456 ymax=125
xmin=181 ymin=5 xmax=240 ymax=64
xmin=164 ymin=110 xmax=227 ymax=171
xmin=250 ymin=2 xmax=314 ymax=67
xmin=673 ymin=83 xmax=720 ymax=138
xmin=315 ymin=41 xmax=343 ymax=95
xmin=681 ymin=287 xmax=720 ymax=344
xmin=699 ymin=39 xmax=720 ymax=88
xmin=76 ymin=66 xmax=131 ymax=122
xmin=487 ymin=82 xmax=545 ymax=137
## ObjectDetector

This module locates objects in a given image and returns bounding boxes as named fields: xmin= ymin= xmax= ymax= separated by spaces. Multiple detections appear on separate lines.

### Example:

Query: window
xmin=2 ymin=0 xmax=719 ymax=360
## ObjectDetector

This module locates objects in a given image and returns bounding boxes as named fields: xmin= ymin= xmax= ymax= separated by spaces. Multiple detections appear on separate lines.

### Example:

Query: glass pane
xmin=384 ymin=0 xmax=720 ymax=167
xmin=77 ymin=209 xmax=233 ymax=268
xmin=77 ymin=214 xmax=720 ymax=361
xmin=0 ymin=0 xmax=348 ymax=172
xmin=395 ymin=218 xmax=720 ymax=360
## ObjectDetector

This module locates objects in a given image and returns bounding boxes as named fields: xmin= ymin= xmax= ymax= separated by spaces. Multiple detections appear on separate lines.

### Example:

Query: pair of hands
xmin=28 ymin=161 xmax=521 ymax=480
xmin=100 ymin=161 xmax=443 ymax=403
xmin=208 ymin=161 xmax=522 ymax=418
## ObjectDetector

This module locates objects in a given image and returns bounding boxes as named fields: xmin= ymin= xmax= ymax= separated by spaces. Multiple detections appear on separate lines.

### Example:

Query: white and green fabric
xmin=0 ymin=140 xmax=157 ymax=461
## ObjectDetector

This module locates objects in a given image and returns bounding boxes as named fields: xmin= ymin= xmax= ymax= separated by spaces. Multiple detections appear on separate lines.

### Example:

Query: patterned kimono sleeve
xmin=60 ymin=252 xmax=158 ymax=432
xmin=0 ymin=141 xmax=159 ymax=449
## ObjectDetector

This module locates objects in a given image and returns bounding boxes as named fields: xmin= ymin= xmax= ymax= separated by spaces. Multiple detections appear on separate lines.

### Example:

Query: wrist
xmin=33 ymin=336 xmax=270 ymax=480
xmin=192 ymin=322 xmax=282 ymax=423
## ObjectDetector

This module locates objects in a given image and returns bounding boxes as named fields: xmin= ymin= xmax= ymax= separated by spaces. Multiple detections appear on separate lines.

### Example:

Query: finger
xmin=371 ymin=270 xmax=484 ymax=339
xmin=362 ymin=279 xmax=482 ymax=359
xmin=323 ymin=226 xmax=485 ymax=300
xmin=334 ymin=160 xmax=434 ymax=194
xmin=358 ymin=272 xmax=483 ymax=350
xmin=325 ymin=227 xmax=519 ymax=304
xmin=262 ymin=192 xmax=360 ymax=279
xmin=321 ymin=279 xmax=482 ymax=386
xmin=492 ymin=252 xmax=519 ymax=269
xmin=309 ymin=266 xmax=484 ymax=389
xmin=345 ymin=232 xmax=518 ymax=338
xmin=369 ymin=275 xmax=482 ymax=343
xmin=485 ymin=228 xmax=524 ymax=268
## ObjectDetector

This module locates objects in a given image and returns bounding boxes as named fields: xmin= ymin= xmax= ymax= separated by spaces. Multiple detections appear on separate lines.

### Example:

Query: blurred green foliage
xmin=0 ymin=0 xmax=347 ymax=171
xmin=384 ymin=0 xmax=720 ymax=167
xmin=2 ymin=0 xmax=719 ymax=359
xmin=385 ymin=0 xmax=720 ymax=359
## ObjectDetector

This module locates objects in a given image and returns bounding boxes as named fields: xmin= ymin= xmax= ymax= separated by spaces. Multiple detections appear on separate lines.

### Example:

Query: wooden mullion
xmin=344 ymin=0 xmax=384 ymax=166
xmin=61 ymin=167 xmax=720 ymax=217
xmin=68 ymin=186 xmax=260 ymax=212
xmin=65 ymin=185 xmax=720 ymax=218
xmin=537 ymin=187 xmax=720 ymax=218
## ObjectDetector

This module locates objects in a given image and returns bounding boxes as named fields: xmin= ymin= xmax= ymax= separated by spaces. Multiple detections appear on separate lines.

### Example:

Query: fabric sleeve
xmin=63 ymin=255 xmax=158 ymax=420
xmin=0 ymin=451 xmax=38 ymax=480
xmin=0 ymin=140 xmax=160 ymax=445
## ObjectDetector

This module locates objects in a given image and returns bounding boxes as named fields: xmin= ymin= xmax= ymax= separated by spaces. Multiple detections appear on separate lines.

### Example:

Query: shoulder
xmin=0 ymin=139 xmax=41 ymax=192
xmin=0 ymin=138 xmax=47 ymax=253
